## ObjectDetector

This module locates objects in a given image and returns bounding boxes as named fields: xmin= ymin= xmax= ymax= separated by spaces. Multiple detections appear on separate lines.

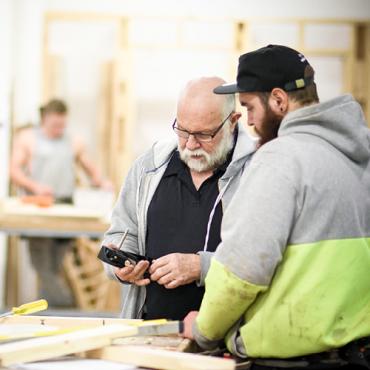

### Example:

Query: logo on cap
xmin=298 ymin=53 xmax=306 ymax=63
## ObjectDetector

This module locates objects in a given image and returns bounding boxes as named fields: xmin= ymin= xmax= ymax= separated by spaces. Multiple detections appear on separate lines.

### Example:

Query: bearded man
xmin=184 ymin=45 xmax=370 ymax=369
xmin=102 ymin=76 xmax=256 ymax=320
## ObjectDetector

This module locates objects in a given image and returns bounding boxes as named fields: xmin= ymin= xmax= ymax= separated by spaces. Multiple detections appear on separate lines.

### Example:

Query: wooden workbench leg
xmin=5 ymin=236 xmax=19 ymax=306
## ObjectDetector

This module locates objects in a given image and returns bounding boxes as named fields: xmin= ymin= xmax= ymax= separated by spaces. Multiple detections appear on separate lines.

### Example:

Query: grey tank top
xmin=30 ymin=128 xmax=75 ymax=199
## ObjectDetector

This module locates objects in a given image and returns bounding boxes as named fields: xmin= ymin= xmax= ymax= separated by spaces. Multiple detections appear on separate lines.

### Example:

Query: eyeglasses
xmin=172 ymin=111 xmax=233 ymax=143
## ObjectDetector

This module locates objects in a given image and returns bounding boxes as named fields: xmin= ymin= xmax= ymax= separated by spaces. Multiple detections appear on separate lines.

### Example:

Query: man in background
xmin=103 ymin=77 xmax=257 ymax=320
xmin=10 ymin=99 xmax=112 ymax=307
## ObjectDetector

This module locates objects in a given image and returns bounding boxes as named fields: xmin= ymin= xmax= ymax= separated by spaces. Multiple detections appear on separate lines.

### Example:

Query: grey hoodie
xmin=102 ymin=123 xmax=256 ymax=318
xmin=194 ymin=94 xmax=370 ymax=358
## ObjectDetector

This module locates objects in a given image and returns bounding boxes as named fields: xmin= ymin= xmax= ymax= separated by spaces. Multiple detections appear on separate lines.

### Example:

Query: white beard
xmin=178 ymin=128 xmax=234 ymax=173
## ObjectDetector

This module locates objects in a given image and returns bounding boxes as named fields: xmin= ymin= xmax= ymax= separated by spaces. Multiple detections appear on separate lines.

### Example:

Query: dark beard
xmin=257 ymin=107 xmax=282 ymax=147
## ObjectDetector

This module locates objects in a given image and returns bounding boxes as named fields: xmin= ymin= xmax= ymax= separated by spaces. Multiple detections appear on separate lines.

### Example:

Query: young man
xmin=10 ymin=99 xmax=110 ymax=198
xmin=184 ymin=45 xmax=370 ymax=367
xmin=10 ymin=99 xmax=111 ymax=306
xmin=102 ymin=77 xmax=257 ymax=320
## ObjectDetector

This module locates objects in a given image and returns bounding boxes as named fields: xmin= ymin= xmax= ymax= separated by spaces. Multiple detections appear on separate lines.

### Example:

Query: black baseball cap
xmin=214 ymin=44 xmax=314 ymax=94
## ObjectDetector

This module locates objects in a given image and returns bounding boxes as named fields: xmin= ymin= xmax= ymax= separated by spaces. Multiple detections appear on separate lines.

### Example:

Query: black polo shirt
xmin=144 ymin=151 xmax=230 ymax=320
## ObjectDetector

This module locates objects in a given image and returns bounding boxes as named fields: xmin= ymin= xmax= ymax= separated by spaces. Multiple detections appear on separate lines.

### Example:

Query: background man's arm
xmin=73 ymin=137 xmax=113 ymax=190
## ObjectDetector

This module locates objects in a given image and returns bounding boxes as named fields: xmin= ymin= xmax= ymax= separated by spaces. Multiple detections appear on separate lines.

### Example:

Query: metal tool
xmin=117 ymin=229 xmax=129 ymax=249
xmin=0 ymin=299 xmax=48 ymax=318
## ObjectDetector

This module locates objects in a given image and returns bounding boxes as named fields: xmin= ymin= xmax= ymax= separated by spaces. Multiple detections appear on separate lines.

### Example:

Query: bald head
xmin=177 ymin=77 xmax=235 ymax=127
xmin=175 ymin=77 xmax=239 ymax=173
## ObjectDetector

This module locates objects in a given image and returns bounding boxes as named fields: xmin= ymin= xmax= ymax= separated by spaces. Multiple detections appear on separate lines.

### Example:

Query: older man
xmin=103 ymin=76 xmax=256 ymax=320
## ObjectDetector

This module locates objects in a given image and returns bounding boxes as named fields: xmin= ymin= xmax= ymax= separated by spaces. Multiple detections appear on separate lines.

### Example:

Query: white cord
xmin=203 ymin=177 xmax=233 ymax=251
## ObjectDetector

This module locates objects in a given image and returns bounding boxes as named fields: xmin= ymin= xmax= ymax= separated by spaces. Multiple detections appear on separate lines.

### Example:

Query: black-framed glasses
xmin=172 ymin=111 xmax=233 ymax=143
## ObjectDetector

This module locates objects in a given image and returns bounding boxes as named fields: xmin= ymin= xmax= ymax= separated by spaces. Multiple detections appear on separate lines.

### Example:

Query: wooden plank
xmin=97 ymin=62 xmax=114 ymax=182
xmin=0 ymin=315 xmax=141 ymax=327
xmin=112 ymin=335 xmax=191 ymax=351
xmin=1 ymin=198 xmax=106 ymax=220
xmin=0 ymin=213 xmax=108 ymax=237
xmin=0 ymin=198 xmax=110 ymax=238
xmin=45 ymin=11 xmax=120 ymax=23
xmin=0 ymin=324 xmax=137 ymax=367
xmin=0 ymin=316 xmax=182 ymax=337
xmin=4 ymin=236 xmax=19 ymax=307
xmin=89 ymin=345 xmax=236 ymax=370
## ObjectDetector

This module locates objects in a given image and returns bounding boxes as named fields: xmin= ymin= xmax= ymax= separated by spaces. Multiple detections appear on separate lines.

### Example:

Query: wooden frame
xmin=41 ymin=13 xmax=370 ymax=192
xmin=42 ymin=12 xmax=134 ymax=191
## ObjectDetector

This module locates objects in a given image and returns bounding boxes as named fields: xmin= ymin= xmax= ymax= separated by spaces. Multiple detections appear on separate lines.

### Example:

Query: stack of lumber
xmin=0 ymin=316 xmax=235 ymax=370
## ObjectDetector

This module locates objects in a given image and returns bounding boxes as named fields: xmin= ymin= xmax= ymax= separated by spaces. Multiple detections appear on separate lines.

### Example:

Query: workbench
xmin=0 ymin=197 xmax=110 ymax=238
xmin=0 ymin=197 xmax=112 ymax=307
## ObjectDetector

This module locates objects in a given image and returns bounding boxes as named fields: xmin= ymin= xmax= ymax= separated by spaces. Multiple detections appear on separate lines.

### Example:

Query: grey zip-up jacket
xmin=102 ymin=124 xmax=256 ymax=318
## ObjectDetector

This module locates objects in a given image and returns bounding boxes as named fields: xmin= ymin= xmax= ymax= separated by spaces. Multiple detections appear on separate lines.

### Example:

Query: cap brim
xmin=213 ymin=83 xmax=241 ymax=94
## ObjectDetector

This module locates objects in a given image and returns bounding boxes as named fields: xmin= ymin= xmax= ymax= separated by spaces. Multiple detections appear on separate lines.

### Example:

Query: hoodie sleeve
xmin=196 ymin=251 xmax=214 ymax=287
xmin=194 ymin=148 xmax=299 ymax=349
xmin=102 ymin=158 xmax=143 ymax=281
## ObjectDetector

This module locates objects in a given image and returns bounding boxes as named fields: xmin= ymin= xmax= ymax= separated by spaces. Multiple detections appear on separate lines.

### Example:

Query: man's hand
xmin=106 ymin=242 xmax=150 ymax=287
xmin=99 ymin=179 xmax=114 ymax=192
xmin=114 ymin=260 xmax=151 ymax=286
xmin=182 ymin=311 xmax=198 ymax=339
xmin=32 ymin=183 xmax=54 ymax=196
xmin=149 ymin=253 xmax=201 ymax=289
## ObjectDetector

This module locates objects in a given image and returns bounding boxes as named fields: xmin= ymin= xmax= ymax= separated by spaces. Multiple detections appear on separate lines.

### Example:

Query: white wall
xmin=12 ymin=0 xmax=45 ymax=124
xmin=45 ymin=0 xmax=370 ymax=19
xmin=4 ymin=0 xmax=370 ymax=167
xmin=10 ymin=0 xmax=370 ymax=126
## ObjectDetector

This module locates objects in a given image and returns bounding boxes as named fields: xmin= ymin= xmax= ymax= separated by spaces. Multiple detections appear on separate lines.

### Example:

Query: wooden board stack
xmin=0 ymin=316 xmax=235 ymax=370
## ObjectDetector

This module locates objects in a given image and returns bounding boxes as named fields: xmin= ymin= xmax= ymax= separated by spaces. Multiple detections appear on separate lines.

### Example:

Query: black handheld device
xmin=97 ymin=229 xmax=152 ymax=281
xmin=98 ymin=246 xmax=152 ymax=268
